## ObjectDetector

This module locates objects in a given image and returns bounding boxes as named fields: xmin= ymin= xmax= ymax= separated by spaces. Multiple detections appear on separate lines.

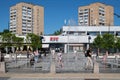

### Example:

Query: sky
xmin=0 ymin=0 xmax=120 ymax=34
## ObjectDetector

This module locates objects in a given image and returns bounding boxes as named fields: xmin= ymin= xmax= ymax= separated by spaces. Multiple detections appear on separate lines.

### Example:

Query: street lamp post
xmin=88 ymin=35 xmax=91 ymax=49
xmin=67 ymin=20 xmax=70 ymax=53
xmin=67 ymin=31 xmax=69 ymax=53
xmin=115 ymin=32 xmax=118 ymax=53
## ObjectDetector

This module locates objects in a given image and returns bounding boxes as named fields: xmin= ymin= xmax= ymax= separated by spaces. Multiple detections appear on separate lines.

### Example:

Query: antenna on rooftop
xmin=68 ymin=19 xmax=77 ymax=26
xmin=68 ymin=19 xmax=70 ymax=26
xmin=64 ymin=19 xmax=67 ymax=26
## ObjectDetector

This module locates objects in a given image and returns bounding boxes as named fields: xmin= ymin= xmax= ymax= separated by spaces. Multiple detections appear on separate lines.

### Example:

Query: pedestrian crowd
xmin=27 ymin=50 xmax=42 ymax=66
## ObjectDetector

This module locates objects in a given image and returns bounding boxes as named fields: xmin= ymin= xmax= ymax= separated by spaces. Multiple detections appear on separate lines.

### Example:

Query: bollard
xmin=50 ymin=60 xmax=56 ymax=74
xmin=0 ymin=62 xmax=6 ymax=73
xmin=93 ymin=62 xmax=99 ymax=74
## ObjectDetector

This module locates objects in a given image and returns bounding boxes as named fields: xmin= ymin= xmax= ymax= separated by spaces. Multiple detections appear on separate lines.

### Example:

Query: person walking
xmin=102 ymin=51 xmax=109 ymax=68
xmin=27 ymin=50 xmax=30 ymax=59
xmin=85 ymin=48 xmax=93 ymax=70
xmin=57 ymin=51 xmax=63 ymax=68
xmin=52 ymin=49 xmax=55 ymax=59
xmin=102 ymin=51 xmax=109 ymax=64
xmin=34 ymin=50 xmax=39 ymax=63
xmin=29 ymin=51 xmax=35 ymax=67
xmin=74 ymin=49 xmax=77 ymax=61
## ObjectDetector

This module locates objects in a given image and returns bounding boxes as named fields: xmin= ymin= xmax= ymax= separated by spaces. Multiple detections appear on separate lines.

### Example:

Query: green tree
xmin=53 ymin=28 xmax=62 ymax=35
xmin=1 ymin=30 xmax=24 ymax=52
xmin=1 ymin=32 xmax=14 ymax=47
xmin=93 ymin=33 xmax=116 ymax=54
xmin=93 ymin=34 xmax=103 ymax=55
xmin=3 ymin=29 xmax=9 ymax=33
xmin=13 ymin=36 xmax=24 ymax=50
xmin=102 ymin=33 xmax=115 ymax=51
xmin=0 ymin=29 xmax=9 ymax=35
xmin=26 ymin=33 xmax=41 ymax=51
xmin=114 ymin=37 xmax=120 ymax=52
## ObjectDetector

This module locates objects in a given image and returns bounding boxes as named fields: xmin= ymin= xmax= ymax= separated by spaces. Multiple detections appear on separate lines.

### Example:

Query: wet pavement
xmin=4 ymin=52 xmax=120 ymax=73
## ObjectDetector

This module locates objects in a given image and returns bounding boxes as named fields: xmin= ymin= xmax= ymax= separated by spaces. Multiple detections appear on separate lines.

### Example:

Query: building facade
xmin=78 ymin=2 xmax=114 ymax=26
xmin=42 ymin=26 xmax=120 ymax=53
xmin=10 ymin=2 xmax=44 ymax=36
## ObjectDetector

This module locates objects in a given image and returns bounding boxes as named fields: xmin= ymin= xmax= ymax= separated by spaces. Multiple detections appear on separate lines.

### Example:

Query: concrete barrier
xmin=93 ymin=62 xmax=99 ymax=74
xmin=0 ymin=62 xmax=6 ymax=73
xmin=50 ymin=60 xmax=56 ymax=74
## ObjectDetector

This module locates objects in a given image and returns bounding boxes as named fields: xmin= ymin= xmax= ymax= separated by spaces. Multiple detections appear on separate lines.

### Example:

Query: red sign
xmin=50 ymin=37 xmax=59 ymax=41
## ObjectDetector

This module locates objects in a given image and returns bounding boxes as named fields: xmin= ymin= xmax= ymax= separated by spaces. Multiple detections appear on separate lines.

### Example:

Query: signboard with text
xmin=50 ymin=37 xmax=59 ymax=41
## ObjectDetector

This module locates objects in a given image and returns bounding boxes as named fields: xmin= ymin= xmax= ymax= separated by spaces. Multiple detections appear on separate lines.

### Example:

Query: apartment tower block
xmin=78 ymin=2 xmax=114 ymax=26
xmin=10 ymin=2 xmax=44 ymax=36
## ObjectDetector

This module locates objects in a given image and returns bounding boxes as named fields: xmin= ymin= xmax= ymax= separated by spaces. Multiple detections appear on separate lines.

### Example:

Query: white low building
xmin=42 ymin=26 xmax=120 ymax=53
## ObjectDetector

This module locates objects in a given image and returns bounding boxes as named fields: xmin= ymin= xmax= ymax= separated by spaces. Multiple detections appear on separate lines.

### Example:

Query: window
xmin=99 ymin=6 xmax=105 ymax=15
xmin=79 ymin=13 xmax=83 ymax=15
xmin=99 ymin=23 xmax=105 ymax=26
xmin=88 ymin=32 xmax=100 ymax=36
xmin=84 ymin=9 xmax=88 ymax=11
xmin=27 ymin=7 xmax=31 ymax=10
xmin=22 ymin=29 xmax=26 ymax=31
xmin=116 ymin=32 xmax=120 ymax=36
xmin=84 ymin=15 xmax=88 ymax=17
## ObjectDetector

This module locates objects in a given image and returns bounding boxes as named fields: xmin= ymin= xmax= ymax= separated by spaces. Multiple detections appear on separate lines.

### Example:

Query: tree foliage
xmin=53 ymin=28 xmax=62 ymax=35
xmin=93 ymin=34 xmax=103 ymax=48
xmin=13 ymin=36 xmax=24 ymax=48
xmin=1 ymin=32 xmax=14 ymax=47
xmin=102 ymin=33 xmax=115 ymax=50
xmin=26 ymin=33 xmax=41 ymax=50
xmin=92 ymin=33 xmax=117 ymax=52
xmin=115 ymin=37 xmax=120 ymax=49
xmin=0 ymin=31 xmax=24 ymax=49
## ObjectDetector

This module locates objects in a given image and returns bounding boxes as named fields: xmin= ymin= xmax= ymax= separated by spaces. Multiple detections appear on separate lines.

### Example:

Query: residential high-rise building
xmin=10 ymin=2 xmax=44 ymax=36
xmin=78 ymin=2 xmax=114 ymax=26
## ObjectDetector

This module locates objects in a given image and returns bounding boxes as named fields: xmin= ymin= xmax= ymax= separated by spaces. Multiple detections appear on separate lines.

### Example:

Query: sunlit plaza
xmin=0 ymin=51 xmax=120 ymax=80
xmin=0 ymin=26 xmax=120 ymax=80
xmin=1 ymin=1 xmax=120 ymax=80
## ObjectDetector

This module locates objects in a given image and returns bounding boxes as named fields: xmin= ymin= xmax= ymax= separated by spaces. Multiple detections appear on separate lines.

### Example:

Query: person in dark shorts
xmin=85 ymin=48 xmax=93 ymax=69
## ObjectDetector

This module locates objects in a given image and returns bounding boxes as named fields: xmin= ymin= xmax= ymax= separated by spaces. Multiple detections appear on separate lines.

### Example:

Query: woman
xmin=57 ymin=51 xmax=63 ymax=68
xmin=103 ymin=51 xmax=108 ymax=63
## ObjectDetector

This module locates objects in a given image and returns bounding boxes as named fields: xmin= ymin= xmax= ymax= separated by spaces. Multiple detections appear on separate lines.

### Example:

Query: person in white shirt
xmin=57 ymin=51 xmax=63 ymax=68
xmin=52 ymin=49 xmax=55 ymax=58
xmin=74 ymin=49 xmax=77 ymax=60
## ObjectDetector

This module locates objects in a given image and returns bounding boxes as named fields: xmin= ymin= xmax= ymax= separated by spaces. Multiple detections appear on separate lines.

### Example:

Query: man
xmin=85 ymin=48 xmax=93 ymax=70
